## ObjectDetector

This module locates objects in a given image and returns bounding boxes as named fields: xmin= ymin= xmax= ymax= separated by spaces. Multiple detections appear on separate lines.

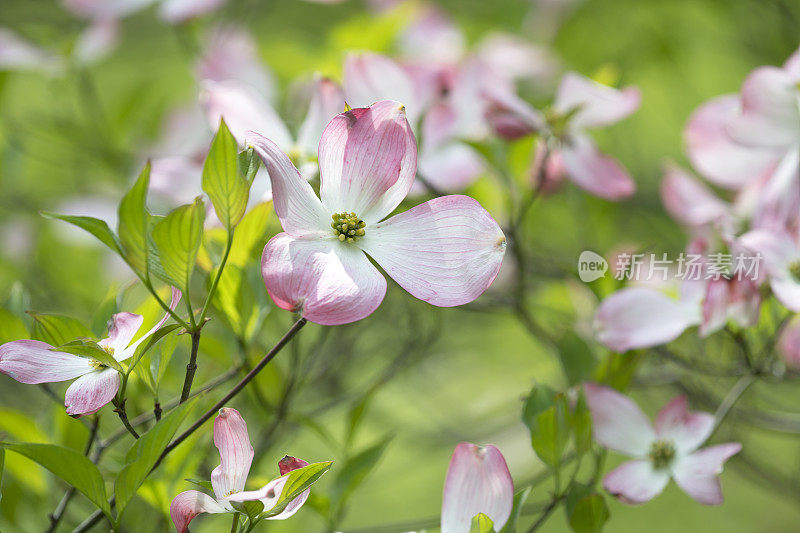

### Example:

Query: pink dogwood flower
xmin=170 ymin=408 xmax=311 ymax=532
xmin=441 ymin=442 xmax=514 ymax=533
xmin=249 ymin=100 xmax=506 ymax=325
xmin=0 ymin=289 xmax=180 ymax=416
xmin=0 ymin=28 xmax=62 ymax=73
xmin=584 ymin=383 xmax=741 ymax=505
xmin=739 ymin=228 xmax=800 ymax=311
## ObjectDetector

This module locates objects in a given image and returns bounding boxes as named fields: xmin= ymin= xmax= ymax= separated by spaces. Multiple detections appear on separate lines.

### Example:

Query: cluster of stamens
xmin=89 ymin=345 xmax=114 ymax=369
xmin=331 ymin=212 xmax=366 ymax=243
xmin=649 ymin=439 xmax=676 ymax=469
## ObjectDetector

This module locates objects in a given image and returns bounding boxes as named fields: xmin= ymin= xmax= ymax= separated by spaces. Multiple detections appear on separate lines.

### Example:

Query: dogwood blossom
xmin=584 ymin=383 xmax=741 ymax=505
xmin=249 ymin=100 xmax=506 ymax=325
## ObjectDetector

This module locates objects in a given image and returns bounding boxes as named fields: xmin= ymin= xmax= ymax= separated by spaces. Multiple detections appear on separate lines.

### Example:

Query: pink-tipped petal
xmin=684 ymin=94 xmax=779 ymax=189
xmin=440 ymin=443 xmax=514 ymax=533
xmin=671 ymin=443 xmax=741 ymax=505
xmin=201 ymin=80 xmax=292 ymax=148
xmin=560 ymin=134 xmax=635 ymax=200
xmin=318 ymin=100 xmax=418 ymax=224
xmin=660 ymin=165 xmax=730 ymax=227
xmin=269 ymin=455 xmax=312 ymax=519
xmin=124 ymin=287 xmax=182 ymax=357
xmin=603 ymin=460 xmax=670 ymax=505
xmin=64 ymin=368 xmax=120 ymax=416
xmin=247 ymin=132 xmax=330 ymax=238
xmin=170 ymin=490 xmax=226 ymax=533
xmin=296 ymin=77 xmax=345 ymax=157
xmin=654 ymin=396 xmax=715 ymax=454
xmin=360 ymin=195 xmax=506 ymax=307
xmin=728 ymin=66 xmax=800 ymax=149
xmin=99 ymin=312 xmax=143 ymax=357
xmin=583 ymin=382 xmax=655 ymax=457
xmin=261 ymin=233 xmax=386 ymax=325
xmin=554 ymin=72 xmax=641 ymax=129
xmin=159 ymin=0 xmax=226 ymax=23
xmin=594 ymin=287 xmax=701 ymax=352
xmin=0 ymin=340 xmax=92 ymax=384
xmin=344 ymin=52 xmax=420 ymax=124
xmin=278 ymin=456 xmax=309 ymax=475
xmin=211 ymin=408 xmax=254 ymax=499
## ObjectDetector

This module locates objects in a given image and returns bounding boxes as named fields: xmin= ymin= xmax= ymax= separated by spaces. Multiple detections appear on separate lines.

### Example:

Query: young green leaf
xmin=151 ymin=199 xmax=205 ymax=292
xmin=238 ymin=146 xmax=261 ymax=185
xmin=115 ymin=398 xmax=197 ymax=518
xmin=118 ymin=162 xmax=152 ymax=274
xmin=566 ymin=486 xmax=609 ymax=533
xmin=184 ymin=478 xmax=214 ymax=492
xmin=261 ymin=461 xmax=333 ymax=518
xmin=558 ymin=332 xmax=596 ymax=385
xmin=499 ymin=486 xmax=532 ymax=533
xmin=470 ymin=512 xmax=495 ymax=533
xmin=125 ymin=324 xmax=181 ymax=376
xmin=41 ymin=213 xmax=123 ymax=256
xmin=203 ymin=119 xmax=250 ymax=229
xmin=231 ymin=499 xmax=264 ymax=520
xmin=529 ymin=396 xmax=569 ymax=469
xmin=29 ymin=313 xmax=94 ymax=347
xmin=1 ymin=443 xmax=111 ymax=518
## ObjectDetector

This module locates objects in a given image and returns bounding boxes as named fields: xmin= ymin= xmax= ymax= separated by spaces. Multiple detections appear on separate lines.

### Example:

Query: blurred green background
xmin=1 ymin=0 xmax=800 ymax=531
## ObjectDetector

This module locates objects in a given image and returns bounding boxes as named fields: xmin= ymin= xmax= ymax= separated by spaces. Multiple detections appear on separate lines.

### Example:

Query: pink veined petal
xmin=296 ymin=76 xmax=345 ymax=157
xmin=778 ymin=317 xmax=800 ymax=370
xmin=660 ymin=165 xmax=730 ymax=227
xmin=0 ymin=340 xmax=92 ymax=384
xmin=554 ymin=72 xmax=641 ymax=129
xmin=560 ymin=134 xmax=635 ymax=200
xmin=360 ymin=195 xmax=506 ymax=307
xmin=318 ymin=100 xmax=418 ymax=224
xmin=603 ymin=460 xmax=670 ymax=505
xmin=64 ymin=367 xmax=120 ymax=416
xmin=99 ymin=312 xmax=143 ymax=357
xmin=684 ymin=94 xmax=780 ymax=189
xmin=594 ymin=287 xmax=701 ymax=352
xmin=343 ymin=52 xmax=420 ymax=125
xmin=268 ymin=455 xmax=311 ymax=519
xmin=751 ymin=147 xmax=800 ymax=232
xmin=211 ymin=408 xmax=254 ymax=499
xmin=226 ymin=477 xmax=287 ymax=511
xmin=583 ymin=382 xmax=655 ymax=457
xmin=201 ymin=80 xmax=292 ymax=149
xmin=728 ymin=66 xmax=800 ymax=149
xmin=261 ymin=233 xmax=387 ymax=326
xmin=416 ymin=142 xmax=484 ymax=194
xmin=654 ymin=396 xmax=715 ymax=454
xmin=159 ymin=0 xmax=226 ymax=23
xmin=671 ymin=443 xmax=741 ymax=505
xmin=440 ymin=443 xmax=514 ymax=533
xmin=170 ymin=490 xmax=227 ymax=533
xmin=247 ymin=132 xmax=330 ymax=238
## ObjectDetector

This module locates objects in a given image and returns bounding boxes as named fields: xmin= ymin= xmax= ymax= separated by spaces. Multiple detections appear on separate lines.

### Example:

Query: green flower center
xmin=649 ymin=439 xmax=676 ymax=469
xmin=331 ymin=212 xmax=366 ymax=243
xmin=789 ymin=261 xmax=800 ymax=282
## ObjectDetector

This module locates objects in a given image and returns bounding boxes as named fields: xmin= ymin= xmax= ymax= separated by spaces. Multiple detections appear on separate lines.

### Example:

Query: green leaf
xmin=0 ymin=448 xmax=5 ymax=502
xmin=115 ymin=398 xmax=197 ymax=518
xmin=1 ymin=443 xmax=111 ymax=517
xmin=126 ymin=324 xmax=181 ymax=376
xmin=0 ymin=308 xmax=28 ymax=344
xmin=499 ymin=486 xmax=532 ymax=533
xmin=203 ymin=119 xmax=250 ymax=229
xmin=56 ymin=340 xmax=123 ymax=373
xmin=566 ymin=486 xmax=609 ymax=533
xmin=261 ymin=461 xmax=334 ymax=518
xmin=329 ymin=436 xmax=391 ymax=512
xmin=558 ymin=333 xmax=596 ymax=385
xmin=594 ymin=352 xmax=644 ymax=390
xmin=118 ymin=162 xmax=152 ymax=274
xmin=522 ymin=384 xmax=556 ymax=431
xmin=41 ymin=212 xmax=123 ymax=255
xmin=227 ymin=202 xmax=272 ymax=268
xmin=152 ymin=199 xmax=205 ymax=291
xmin=29 ymin=313 xmax=94 ymax=347
xmin=231 ymin=499 xmax=264 ymax=520
xmin=470 ymin=513 xmax=495 ymax=533
xmin=184 ymin=478 xmax=214 ymax=492
xmin=528 ymin=395 xmax=569 ymax=469
xmin=238 ymin=146 xmax=261 ymax=185
xmin=570 ymin=390 xmax=592 ymax=455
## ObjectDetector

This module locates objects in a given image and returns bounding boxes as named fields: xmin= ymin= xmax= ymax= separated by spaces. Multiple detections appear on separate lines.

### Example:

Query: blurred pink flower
xmin=660 ymin=164 xmax=732 ymax=230
xmin=777 ymin=317 xmax=800 ymax=370
xmin=249 ymin=100 xmax=506 ymax=325
xmin=584 ymin=383 xmax=741 ymax=505
xmin=0 ymin=28 xmax=62 ymax=73
xmin=739 ymin=228 xmax=800 ymax=312
xmin=441 ymin=442 xmax=514 ymax=533
xmin=0 ymin=289 xmax=180 ymax=416
xmin=170 ymin=408 xmax=311 ymax=532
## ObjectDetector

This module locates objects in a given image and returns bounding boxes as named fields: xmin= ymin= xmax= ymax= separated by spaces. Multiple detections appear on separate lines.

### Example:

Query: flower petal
xmin=560 ymin=134 xmax=635 ymax=200
xmin=671 ymin=443 xmax=741 ymax=505
xmin=0 ymin=340 xmax=92 ymax=384
xmin=201 ymin=80 xmax=292 ymax=148
xmin=64 ymin=368 xmax=120 ymax=416
xmin=0 ymin=28 xmax=61 ymax=73
xmin=296 ymin=76 xmax=345 ymax=157
xmin=261 ymin=233 xmax=386 ymax=325
xmin=211 ymin=408 xmax=254 ymax=499
xmin=99 ymin=313 xmax=143 ymax=357
xmin=74 ymin=19 xmax=119 ymax=65
xmin=769 ymin=276 xmax=800 ymax=313
xmin=778 ymin=317 xmax=800 ymax=370
xmin=318 ymin=100 xmax=418 ymax=224
xmin=684 ymin=94 xmax=779 ymax=189
xmin=603 ymin=460 xmax=670 ymax=504
xmin=360 ymin=195 xmax=506 ymax=307
xmin=583 ymin=382 xmax=655 ymax=457
xmin=594 ymin=287 xmax=701 ymax=352
xmin=660 ymin=165 xmax=730 ymax=227
xmin=247 ymin=132 xmax=330 ymax=238
xmin=343 ymin=52 xmax=420 ymax=124
xmin=159 ymin=0 xmax=226 ymax=23
xmin=440 ymin=442 xmax=514 ymax=533
xmin=554 ymin=72 xmax=641 ymax=129
xmin=751 ymin=147 xmax=800 ymax=232
xmin=654 ymin=396 xmax=715 ymax=454
xmin=170 ymin=490 xmax=227 ymax=533
xmin=417 ymin=142 xmax=484 ymax=193
xmin=727 ymin=66 xmax=800 ymax=148
xmin=738 ymin=229 xmax=797 ymax=276
xmin=124 ymin=287 xmax=182 ymax=357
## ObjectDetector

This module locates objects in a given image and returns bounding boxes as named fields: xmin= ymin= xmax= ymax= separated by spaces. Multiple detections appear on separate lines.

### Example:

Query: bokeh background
xmin=1 ymin=0 xmax=800 ymax=531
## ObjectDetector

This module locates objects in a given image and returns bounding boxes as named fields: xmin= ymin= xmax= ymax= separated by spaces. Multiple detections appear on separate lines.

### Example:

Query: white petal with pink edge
xmin=296 ymin=76 xmax=345 ymax=157
xmin=554 ymin=72 xmax=641 ymax=129
xmin=0 ymin=340 xmax=92 ymax=384
xmin=653 ymin=396 xmax=714 ymax=454
xmin=603 ymin=460 xmax=670 ymax=504
xmin=64 ymin=367 xmax=120 ymax=416
xmin=660 ymin=165 xmax=729 ymax=227
xmin=343 ymin=52 xmax=420 ymax=124
xmin=583 ymin=382 xmax=655 ymax=457
xmin=671 ymin=443 xmax=741 ymax=505
xmin=170 ymin=490 xmax=227 ymax=533
xmin=560 ymin=134 xmax=635 ymax=200
xmin=211 ymin=408 xmax=254 ymax=499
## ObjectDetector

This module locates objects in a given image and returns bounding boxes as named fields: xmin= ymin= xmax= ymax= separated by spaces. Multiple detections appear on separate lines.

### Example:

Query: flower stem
xmin=112 ymin=397 xmax=140 ymax=439
xmin=179 ymin=330 xmax=202 ymax=404
xmin=199 ymin=229 xmax=234 ymax=326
